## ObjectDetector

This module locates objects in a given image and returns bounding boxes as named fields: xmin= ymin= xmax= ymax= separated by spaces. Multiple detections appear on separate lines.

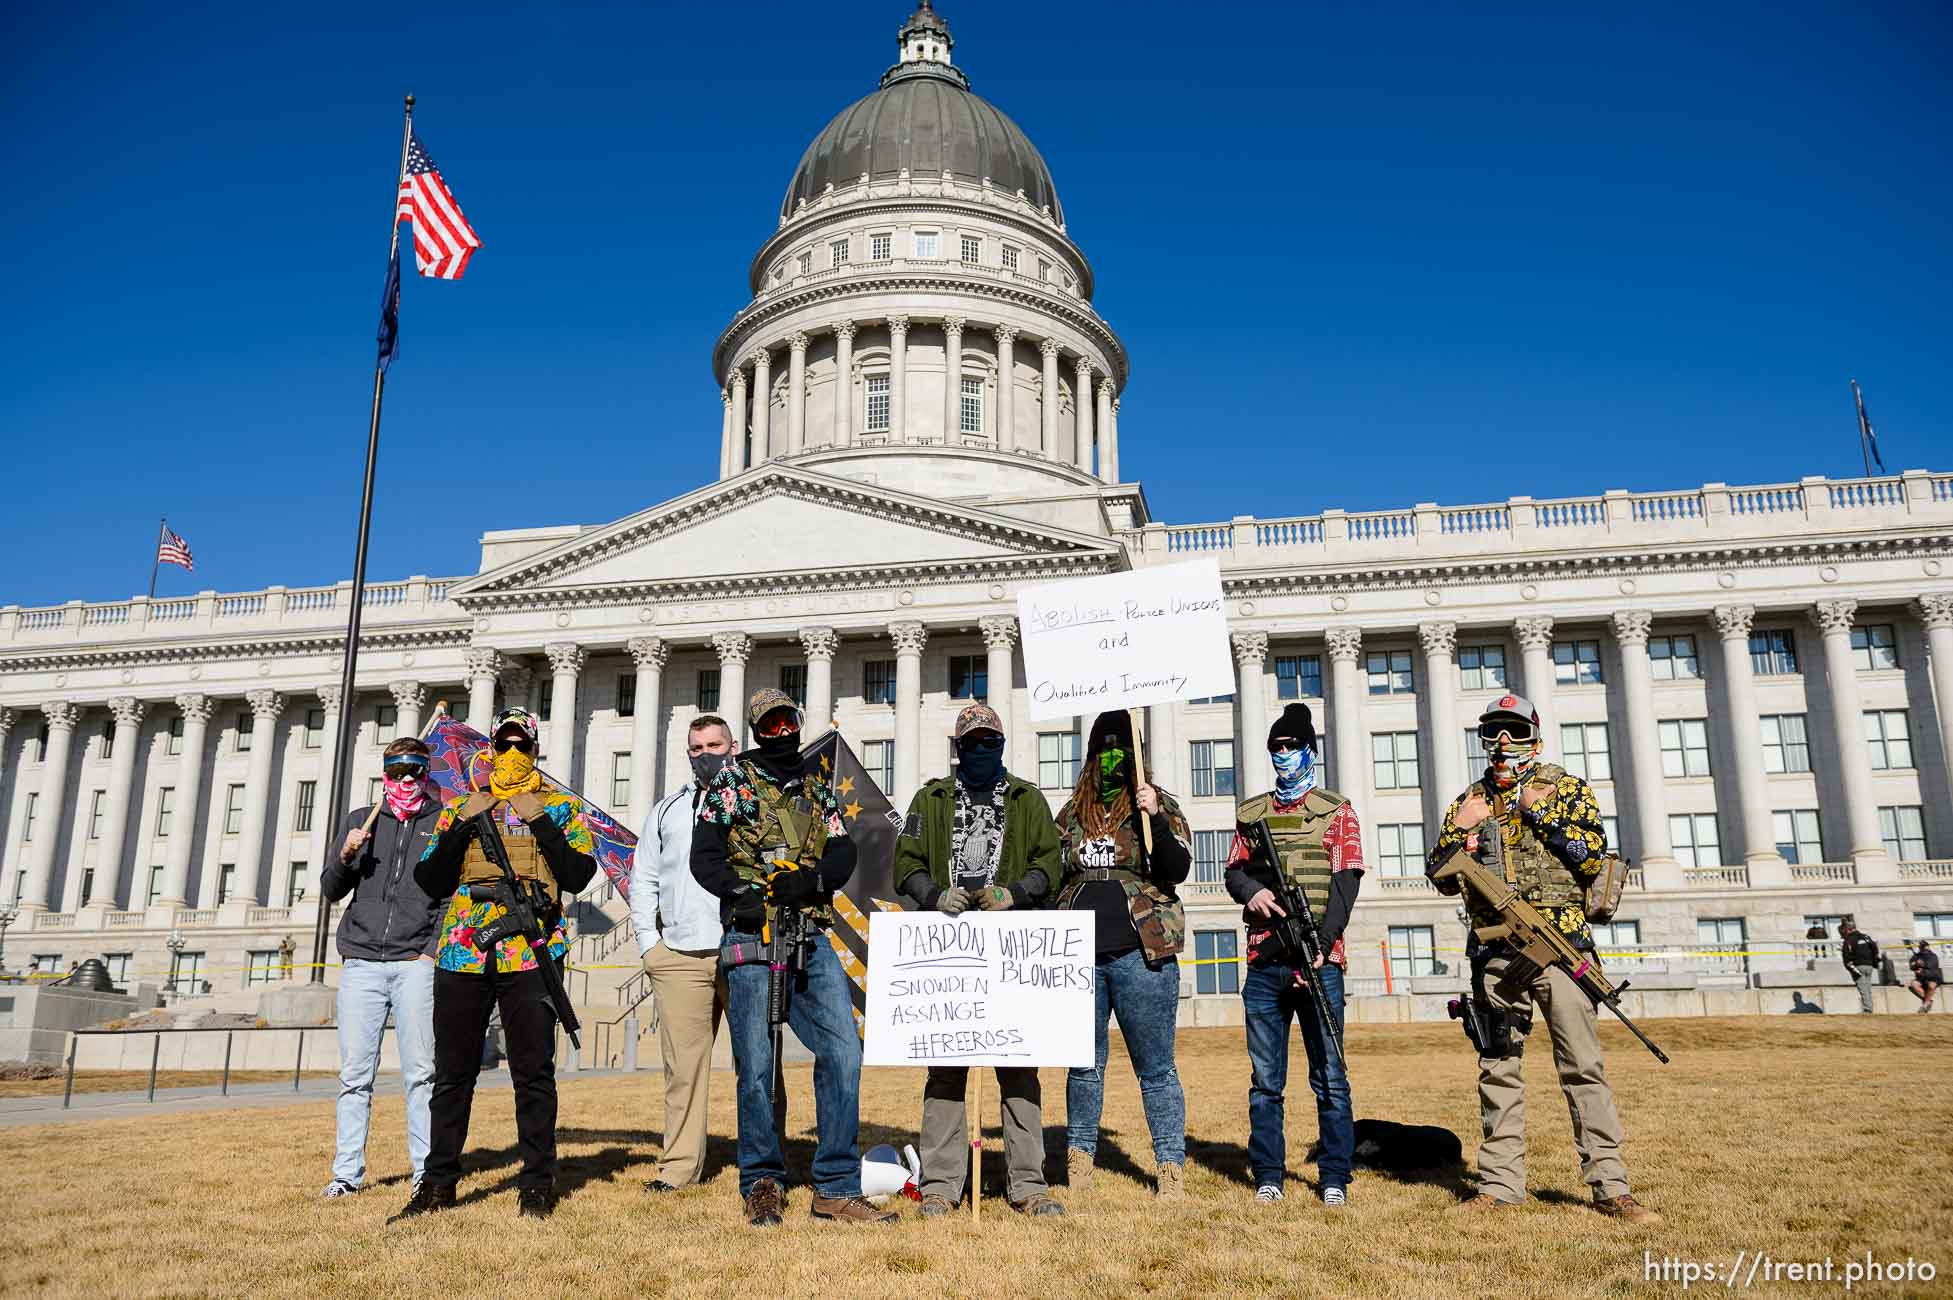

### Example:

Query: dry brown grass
xmin=3 ymin=1017 xmax=1948 ymax=1299
xmin=0 ymin=1070 xmax=337 ymax=1097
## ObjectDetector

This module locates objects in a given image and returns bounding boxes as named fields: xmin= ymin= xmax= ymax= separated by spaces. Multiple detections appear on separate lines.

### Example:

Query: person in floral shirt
xmin=393 ymin=707 xmax=597 ymax=1222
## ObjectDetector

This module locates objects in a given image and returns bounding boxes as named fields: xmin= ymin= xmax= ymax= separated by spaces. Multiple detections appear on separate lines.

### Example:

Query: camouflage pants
xmin=1474 ymin=952 xmax=1629 ymax=1203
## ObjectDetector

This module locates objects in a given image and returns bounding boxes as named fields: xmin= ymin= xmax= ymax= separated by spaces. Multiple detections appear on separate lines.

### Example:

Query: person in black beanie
xmin=1226 ymin=701 xmax=1364 ymax=1205
xmin=1053 ymin=709 xmax=1194 ymax=1199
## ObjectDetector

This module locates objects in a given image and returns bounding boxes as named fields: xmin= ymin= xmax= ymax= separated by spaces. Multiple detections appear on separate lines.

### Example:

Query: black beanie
xmin=1268 ymin=702 xmax=1317 ymax=751
xmin=1089 ymin=709 xmax=1134 ymax=755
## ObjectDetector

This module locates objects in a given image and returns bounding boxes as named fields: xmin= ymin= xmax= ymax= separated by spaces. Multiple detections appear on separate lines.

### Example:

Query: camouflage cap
xmin=492 ymin=706 xmax=541 ymax=742
xmin=952 ymin=702 xmax=1004 ymax=739
xmin=747 ymin=686 xmax=800 ymax=728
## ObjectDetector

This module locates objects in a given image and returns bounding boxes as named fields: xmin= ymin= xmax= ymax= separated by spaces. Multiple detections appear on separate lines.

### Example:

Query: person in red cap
xmin=893 ymin=702 xmax=1064 ymax=1217
xmin=1427 ymin=693 xmax=1659 ymax=1225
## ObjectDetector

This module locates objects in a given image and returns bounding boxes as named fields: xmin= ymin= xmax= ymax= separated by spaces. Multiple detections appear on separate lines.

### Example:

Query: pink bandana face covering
xmin=383 ymin=775 xmax=431 ymax=821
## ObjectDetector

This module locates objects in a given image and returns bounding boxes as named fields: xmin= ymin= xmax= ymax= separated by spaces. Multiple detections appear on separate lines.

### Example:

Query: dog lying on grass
xmin=1307 ymin=1118 xmax=1465 ymax=1173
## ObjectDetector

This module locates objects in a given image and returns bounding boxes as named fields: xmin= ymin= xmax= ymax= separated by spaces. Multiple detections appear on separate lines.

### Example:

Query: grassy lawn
xmin=0 ymin=1070 xmax=339 ymax=1098
xmin=2 ymin=1018 xmax=1947 ymax=1298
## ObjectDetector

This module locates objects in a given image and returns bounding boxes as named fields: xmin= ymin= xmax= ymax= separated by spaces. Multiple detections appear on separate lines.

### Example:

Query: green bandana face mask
xmin=1097 ymin=746 xmax=1128 ymax=800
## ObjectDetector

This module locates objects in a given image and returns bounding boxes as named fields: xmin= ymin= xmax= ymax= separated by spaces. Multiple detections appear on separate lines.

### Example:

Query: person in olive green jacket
xmin=893 ymin=702 xmax=1064 ymax=1218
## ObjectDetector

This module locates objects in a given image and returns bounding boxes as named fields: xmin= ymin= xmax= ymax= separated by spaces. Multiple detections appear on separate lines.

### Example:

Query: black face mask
xmin=956 ymin=734 xmax=1006 ymax=787
xmin=690 ymin=751 xmax=731 ymax=787
xmin=756 ymin=728 xmax=801 ymax=760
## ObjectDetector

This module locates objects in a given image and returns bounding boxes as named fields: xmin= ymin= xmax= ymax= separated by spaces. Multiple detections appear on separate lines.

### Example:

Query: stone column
xmin=1813 ymin=599 xmax=1891 ymax=878
xmin=1513 ymin=617 xmax=1557 ymax=758
xmin=799 ymin=627 xmax=838 ymax=731
xmin=729 ymin=368 xmax=750 ymax=473
xmin=887 ymin=316 xmax=909 ymax=442
xmin=387 ymin=680 xmax=425 ymax=739
xmin=786 ymin=332 xmax=809 ymax=455
xmin=1147 ymin=699 xmax=1181 ymax=797
xmin=305 ymin=686 xmax=344 ymax=881
xmin=463 ymin=647 xmax=501 ymax=732
xmin=1919 ymin=594 xmax=1953 ymax=823
xmin=21 ymin=701 xmax=81 ymax=910
xmin=159 ymin=693 xmax=215 ymax=907
xmin=1325 ymin=628 xmax=1373 ymax=863
xmin=1419 ymin=621 xmax=1463 ymax=819
xmin=832 ymin=322 xmax=857 ymax=446
xmin=748 ymin=348 xmax=772 ymax=461
xmin=992 ymin=326 xmax=1017 ymax=451
xmin=1232 ymin=632 xmax=1272 ymax=796
xmin=978 ymin=616 xmax=1022 ymax=773
xmin=1710 ymin=605 xmax=1785 ymax=877
xmin=890 ymin=621 xmax=928 ymax=806
xmin=93 ymin=697 xmax=146 ymax=907
xmin=1609 ymin=611 xmax=1678 ymax=887
xmin=0 ymin=711 xmax=12 ymax=843
xmin=942 ymin=317 xmax=965 ymax=441
xmin=233 ymin=690 xmax=284 ymax=905
xmin=1106 ymin=397 xmax=1121 ymax=483
xmin=713 ymin=633 xmax=754 ymax=745
xmin=544 ymin=643 xmax=586 ymax=779
xmin=1073 ymin=357 xmax=1094 ymax=471
xmin=718 ymin=389 xmax=734 ymax=478
xmin=1039 ymin=339 xmax=1061 ymax=459
xmin=626 ymin=637 xmax=669 ymax=816
xmin=1095 ymin=379 xmax=1115 ymax=482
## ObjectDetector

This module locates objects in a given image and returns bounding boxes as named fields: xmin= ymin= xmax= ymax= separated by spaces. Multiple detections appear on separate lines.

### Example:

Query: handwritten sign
xmin=863 ymin=912 xmax=1096 ymax=1067
xmin=1016 ymin=559 xmax=1234 ymax=721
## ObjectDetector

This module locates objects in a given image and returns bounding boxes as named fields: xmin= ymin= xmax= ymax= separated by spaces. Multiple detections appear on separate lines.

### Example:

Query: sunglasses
xmin=755 ymin=712 xmax=801 ymax=740
xmin=1478 ymin=722 xmax=1537 ymax=745
xmin=1268 ymin=739 xmax=1309 ymax=755
xmin=493 ymin=737 xmax=534 ymax=753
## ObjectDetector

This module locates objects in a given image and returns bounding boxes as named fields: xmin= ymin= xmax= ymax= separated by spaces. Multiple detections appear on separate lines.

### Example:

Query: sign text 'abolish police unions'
xmin=1015 ymin=558 xmax=1235 ymax=721
xmin=863 ymin=912 xmax=1096 ymax=1068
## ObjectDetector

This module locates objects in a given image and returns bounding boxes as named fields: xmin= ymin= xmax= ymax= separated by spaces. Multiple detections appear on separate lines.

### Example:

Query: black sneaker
xmin=517 ymin=1186 xmax=556 ymax=1219
xmin=387 ymin=1181 xmax=455 ymax=1224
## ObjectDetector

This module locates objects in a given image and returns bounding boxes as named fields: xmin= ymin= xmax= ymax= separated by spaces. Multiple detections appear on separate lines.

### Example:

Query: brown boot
xmin=811 ymin=1193 xmax=898 ymax=1224
xmin=1010 ymin=1191 xmax=1066 ymax=1217
xmin=1155 ymin=1162 xmax=1186 ymax=1201
xmin=1594 ymin=1194 xmax=1662 ymax=1226
xmin=1458 ymin=1193 xmax=1519 ymax=1210
xmin=1066 ymin=1148 xmax=1094 ymax=1189
xmin=919 ymin=1193 xmax=955 ymax=1218
xmin=744 ymin=1178 xmax=786 ymax=1228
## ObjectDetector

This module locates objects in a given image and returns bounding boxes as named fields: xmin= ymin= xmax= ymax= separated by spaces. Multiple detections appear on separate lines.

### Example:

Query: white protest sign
xmin=863 ymin=911 xmax=1095 ymax=1068
xmin=1016 ymin=558 xmax=1234 ymax=721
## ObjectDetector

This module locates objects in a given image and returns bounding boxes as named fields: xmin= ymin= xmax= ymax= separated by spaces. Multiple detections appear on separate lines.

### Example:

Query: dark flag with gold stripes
xmin=801 ymin=729 xmax=905 ymax=1030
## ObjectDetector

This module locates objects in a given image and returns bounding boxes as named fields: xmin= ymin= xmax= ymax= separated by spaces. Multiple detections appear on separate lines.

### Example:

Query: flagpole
xmin=1851 ymin=379 xmax=1872 ymax=478
xmin=310 ymin=93 xmax=416 ymax=985
xmin=148 ymin=518 xmax=166 ymax=599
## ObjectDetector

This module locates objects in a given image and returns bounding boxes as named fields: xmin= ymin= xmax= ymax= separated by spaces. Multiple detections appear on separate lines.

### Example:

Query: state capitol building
xmin=3 ymin=4 xmax=1949 ymax=1018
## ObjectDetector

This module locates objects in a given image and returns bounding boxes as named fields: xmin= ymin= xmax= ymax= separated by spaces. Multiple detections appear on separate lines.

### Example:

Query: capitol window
xmin=1880 ymin=806 xmax=1926 ymax=861
xmin=1851 ymin=623 xmax=1899 ymax=670
xmin=1864 ymin=709 xmax=1911 ymax=770
xmin=914 ymin=230 xmax=939 ymax=259
xmin=1274 ymin=654 xmax=1321 ymax=700
xmin=959 ymin=376 xmax=983 ymax=433
xmin=167 ymin=716 xmax=184 ymax=755
xmin=696 ymin=669 xmax=720 ymax=712
xmin=1748 ymin=629 xmax=1798 ymax=676
xmin=870 ymin=232 xmax=891 ymax=261
xmin=1774 ymin=809 xmax=1823 ymax=864
xmin=1561 ymin=722 xmax=1612 ymax=781
xmin=1659 ymin=718 xmax=1712 ymax=777
xmin=831 ymin=238 xmax=849 ymax=269
xmin=1366 ymin=649 xmax=1414 ymax=695
xmin=865 ymin=375 xmax=890 ymax=431
xmin=796 ymin=250 xmax=812 ymax=276
xmin=1372 ymin=732 xmax=1420 ymax=790
xmin=1761 ymin=713 xmax=1811 ymax=773
xmin=1036 ymin=256 xmax=1051 ymax=281
xmin=1671 ymin=814 xmax=1723 ymax=868
xmin=864 ymin=659 xmax=896 ymax=705
xmin=862 ymin=740 xmax=895 ymax=792
xmin=155 ymin=787 xmax=174 ymax=835
xmin=1553 ymin=638 xmax=1603 ymax=685
xmin=1648 ymin=634 xmax=1700 ymax=680
xmin=1459 ymin=645 xmax=1506 ymax=690
xmin=1378 ymin=823 xmax=1426 ymax=877
xmin=1001 ymin=244 xmax=1019 ymax=272
xmin=960 ymin=234 xmax=981 ymax=263
xmin=303 ymin=707 xmax=325 ymax=747
xmin=234 ymin=710 xmax=253 ymax=753
xmin=1038 ymin=732 xmax=1081 ymax=790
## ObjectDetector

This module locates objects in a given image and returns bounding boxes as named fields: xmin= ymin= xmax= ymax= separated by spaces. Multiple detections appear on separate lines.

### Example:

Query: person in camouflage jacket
xmin=1054 ymin=709 xmax=1194 ymax=1201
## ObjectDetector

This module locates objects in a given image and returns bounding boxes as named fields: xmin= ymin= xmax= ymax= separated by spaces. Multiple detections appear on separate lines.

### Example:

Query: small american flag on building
xmin=396 ymin=129 xmax=480 ymax=280
xmin=158 ymin=525 xmax=194 ymax=572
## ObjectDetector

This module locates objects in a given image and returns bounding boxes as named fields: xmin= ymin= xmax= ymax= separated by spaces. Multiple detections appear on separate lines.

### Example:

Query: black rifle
xmin=763 ymin=796 xmax=827 ymax=1120
xmin=1247 ymin=818 xmax=1346 ymax=1071
xmin=470 ymin=811 xmax=582 ymax=1051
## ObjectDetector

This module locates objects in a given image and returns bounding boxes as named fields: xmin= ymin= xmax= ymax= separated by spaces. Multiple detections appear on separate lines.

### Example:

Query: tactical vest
xmin=725 ymin=762 xmax=831 ymax=895
xmin=1238 ymin=787 xmax=1349 ymax=916
xmin=456 ymin=808 xmax=559 ymax=907
xmin=1479 ymin=762 xmax=1583 ymax=910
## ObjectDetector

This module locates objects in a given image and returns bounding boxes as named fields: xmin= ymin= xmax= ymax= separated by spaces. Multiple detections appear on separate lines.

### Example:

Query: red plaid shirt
xmin=1229 ymin=799 xmax=1364 ymax=966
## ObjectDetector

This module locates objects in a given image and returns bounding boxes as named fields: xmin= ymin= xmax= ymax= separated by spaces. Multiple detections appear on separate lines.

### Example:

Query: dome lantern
xmin=896 ymin=1 xmax=954 ymax=74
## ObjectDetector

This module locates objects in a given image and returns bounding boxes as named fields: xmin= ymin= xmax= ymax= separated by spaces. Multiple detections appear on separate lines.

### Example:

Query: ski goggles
xmin=754 ymin=710 xmax=802 ymax=740
xmin=382 ymin=757 xmax=429 ymax=779
xmin=1477 ymin=720 xmax=1538 ymax=746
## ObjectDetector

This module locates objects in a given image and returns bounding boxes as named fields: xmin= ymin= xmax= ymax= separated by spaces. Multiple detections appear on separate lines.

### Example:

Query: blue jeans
xmin=1244 ymin=958 xmax=1352 ymax=1190
xmin=1066 ymin=948 xmax=1186 ymax=1167
xmin=333 ymin=957 xmax=436 ymax=1186
xmin=721 ymin=927 xmax=863 ymax=1198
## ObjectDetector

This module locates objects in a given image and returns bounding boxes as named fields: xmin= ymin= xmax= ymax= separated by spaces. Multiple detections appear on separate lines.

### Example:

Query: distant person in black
xmin=1907 ymin=940 xmax=1942 ymax=1014
xmin=1840 ymin=919 xmax=1881 ymax=1015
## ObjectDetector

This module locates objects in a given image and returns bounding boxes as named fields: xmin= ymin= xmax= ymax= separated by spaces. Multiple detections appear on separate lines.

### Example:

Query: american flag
xmin=395 ymin=129 xmax=480 ymax=280
xmin=157 ymin=525 xmax=193 ymax=572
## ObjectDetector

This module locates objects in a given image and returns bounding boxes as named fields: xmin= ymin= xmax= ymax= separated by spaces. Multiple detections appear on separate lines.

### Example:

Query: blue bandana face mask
xmin=1271 ymin=745 xmax=1316 ymax=803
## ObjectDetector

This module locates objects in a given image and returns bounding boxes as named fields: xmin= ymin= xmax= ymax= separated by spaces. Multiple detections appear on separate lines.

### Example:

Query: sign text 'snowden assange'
xmin=863 ymin=912 xmax=1095 ymax=1068
xmin=1015 ymin=558 xmax=1235 ymax=722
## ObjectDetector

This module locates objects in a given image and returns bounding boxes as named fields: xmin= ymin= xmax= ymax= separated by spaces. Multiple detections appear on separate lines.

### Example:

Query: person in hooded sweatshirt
xmin=689 ymin=688 xmax=895 ymax=1229
xmin=1053 ymin=709 xmax=1194 ymax=1200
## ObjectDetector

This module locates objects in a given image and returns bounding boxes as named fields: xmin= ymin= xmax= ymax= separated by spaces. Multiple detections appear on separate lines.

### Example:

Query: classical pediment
xmin=449 ymin=464 xmax=1124 ymax=603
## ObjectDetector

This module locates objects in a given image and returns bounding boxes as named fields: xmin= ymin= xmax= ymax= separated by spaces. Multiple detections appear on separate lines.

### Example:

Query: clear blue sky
xmin=3 ymin=1 xmax=1947 ymax=608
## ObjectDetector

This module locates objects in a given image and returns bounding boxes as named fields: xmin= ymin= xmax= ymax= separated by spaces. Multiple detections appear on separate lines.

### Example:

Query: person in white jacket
xmin=630 ymin=714 xmax=736 ymax=1192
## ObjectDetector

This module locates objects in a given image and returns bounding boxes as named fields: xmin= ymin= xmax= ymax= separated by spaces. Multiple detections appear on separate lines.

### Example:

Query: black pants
xmin=425 ymin=965 xmax=560 ymax=1191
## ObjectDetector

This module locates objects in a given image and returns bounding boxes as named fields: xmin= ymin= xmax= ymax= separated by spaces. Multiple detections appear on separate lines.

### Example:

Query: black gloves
xmin=729 ymin=885 xmax=766 ymax=932
xmin=768 ymin=868 xmax=821 ymax=908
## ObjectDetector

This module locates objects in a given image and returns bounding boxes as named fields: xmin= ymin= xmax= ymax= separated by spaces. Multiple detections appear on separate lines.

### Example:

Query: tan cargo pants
xmin=1475 ymin=952 xmax=1630 ymax=1203
xmin=920 ymin=1066 xmax=1048 ymax=1205
xmin=643 ymin=942 xmax=726 ymax=1186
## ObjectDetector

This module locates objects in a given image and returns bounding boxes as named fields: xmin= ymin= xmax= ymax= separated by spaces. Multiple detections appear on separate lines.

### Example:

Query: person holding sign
xmin=690 ymin=688 xmax=897 ymax=1229
xmin=893 ymin=703 xmax=1065 ymax=1219
xmin=1054 ymin=709 xmax=1194 ymax=1200
xmin=1226 ymin=702 xmax=1364 ymax=1207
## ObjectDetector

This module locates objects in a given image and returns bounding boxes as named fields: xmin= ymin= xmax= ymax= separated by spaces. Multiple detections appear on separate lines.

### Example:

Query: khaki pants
xmin=1475 ymin=952 xmax=1629 ymax=1203
xmin=643 ymin=942 xmax=726 ymax=1186
xmin=920 ymin=1066 xmax=1047 ymax=1204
